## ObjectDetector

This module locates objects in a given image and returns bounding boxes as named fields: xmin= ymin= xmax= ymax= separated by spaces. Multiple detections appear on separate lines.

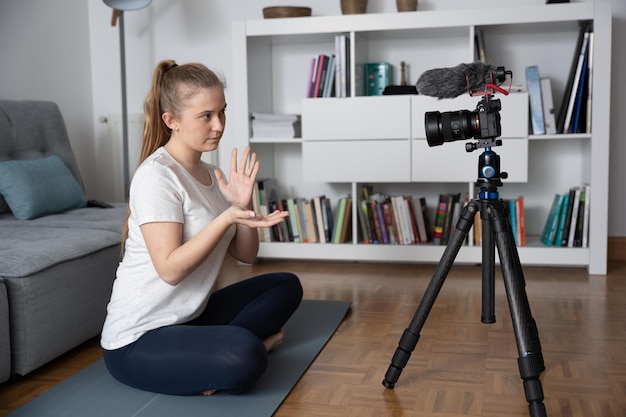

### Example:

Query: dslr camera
xmin=424 ymin=96 xmax=502 ymax=148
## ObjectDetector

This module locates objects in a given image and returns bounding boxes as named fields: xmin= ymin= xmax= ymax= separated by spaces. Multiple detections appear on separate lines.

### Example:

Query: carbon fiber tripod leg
xmin=382 ymin=201 xmax=478 ymax=389
xmin=490 ymin=200 xmax=547 ymax=417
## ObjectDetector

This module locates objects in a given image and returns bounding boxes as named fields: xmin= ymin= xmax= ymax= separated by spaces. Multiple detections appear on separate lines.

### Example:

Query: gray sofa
xmin=0 ymin=100 xmax=127 ymax=380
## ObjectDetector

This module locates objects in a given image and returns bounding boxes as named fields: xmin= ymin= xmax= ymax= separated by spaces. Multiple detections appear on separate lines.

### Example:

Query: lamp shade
xmin=103 ymin=0 xmax=151 ymax=11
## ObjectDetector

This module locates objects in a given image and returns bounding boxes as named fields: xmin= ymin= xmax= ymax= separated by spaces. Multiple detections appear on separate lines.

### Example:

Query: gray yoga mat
xmin=8 ymin=299 xmax=351 ymax=417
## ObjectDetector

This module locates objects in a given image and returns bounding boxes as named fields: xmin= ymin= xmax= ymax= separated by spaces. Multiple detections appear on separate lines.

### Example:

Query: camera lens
xmin=424 ymin=110 xmax=476 ymax=147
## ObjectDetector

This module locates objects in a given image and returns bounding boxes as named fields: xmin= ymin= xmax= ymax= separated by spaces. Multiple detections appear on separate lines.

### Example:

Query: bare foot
xmin=263 ymin=329 xmax=284 ymax=352
xmin=202 ymin=389 xmax=217 ymax=396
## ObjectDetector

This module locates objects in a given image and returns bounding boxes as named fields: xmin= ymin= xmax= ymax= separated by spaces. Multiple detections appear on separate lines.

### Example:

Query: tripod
xmin=382 ymin=145 xmax=548 ymax=417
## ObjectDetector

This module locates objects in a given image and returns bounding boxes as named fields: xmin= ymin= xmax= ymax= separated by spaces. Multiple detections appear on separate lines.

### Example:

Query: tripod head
xmin=476 ymin=145 xmax=507 ymax=200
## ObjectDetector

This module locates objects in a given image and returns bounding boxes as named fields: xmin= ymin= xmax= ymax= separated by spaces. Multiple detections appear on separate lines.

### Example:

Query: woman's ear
xmin=162 ymin=112 xmax=177 ymax=131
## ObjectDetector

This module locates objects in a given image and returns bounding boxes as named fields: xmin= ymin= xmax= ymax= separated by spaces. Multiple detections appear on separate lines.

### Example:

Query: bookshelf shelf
xmin=250 ymin=138 xmax=302 ymax=144
xmin=529 ymin=133 xmax=591 ymax=141
xmin=231 ymin=1 xmax=611 ymax=274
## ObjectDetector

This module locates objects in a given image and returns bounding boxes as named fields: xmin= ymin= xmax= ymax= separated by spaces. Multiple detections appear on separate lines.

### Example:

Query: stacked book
xmin=358 ymin=186 xmax=433 ymax=245
xmin=252 ymin=178 xmax=352 ymax=244
xmin=250 ymin=113 xmax=301 ymax=139
xmin=523 ymin=22 xmax=593 ymax=135
xmin=540 ymin=184 xmax=591 ymax=248
xmin=557 ymin=22 xmax=594 ymax=134
xmin=306 ymin=34 xmax=352 ymax=99
xmin=473 ymin=196 xmax=526 ymax=247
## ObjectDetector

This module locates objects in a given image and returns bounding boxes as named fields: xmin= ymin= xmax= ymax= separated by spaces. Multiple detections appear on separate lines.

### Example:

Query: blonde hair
xmin=121 ymin=60 xmax=226 ymax=249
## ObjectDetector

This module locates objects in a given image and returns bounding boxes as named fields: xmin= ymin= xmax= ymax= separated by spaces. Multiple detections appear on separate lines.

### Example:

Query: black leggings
xmin=103 ymin=272 xmax=302 ymax=395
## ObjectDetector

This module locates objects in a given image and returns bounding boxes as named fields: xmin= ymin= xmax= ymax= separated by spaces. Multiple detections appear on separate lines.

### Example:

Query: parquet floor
xmin=1 ymin=258 xmax=625 ymax=416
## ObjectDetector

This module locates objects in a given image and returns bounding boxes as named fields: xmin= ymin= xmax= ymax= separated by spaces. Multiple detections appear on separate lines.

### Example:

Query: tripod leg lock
xmin=382 ymin=329 xmax=420 ymax=389
xmin=391 ymin=329 xmax=420 ymax=369
xmin=518 ymin=354 xmax=547 ymax=417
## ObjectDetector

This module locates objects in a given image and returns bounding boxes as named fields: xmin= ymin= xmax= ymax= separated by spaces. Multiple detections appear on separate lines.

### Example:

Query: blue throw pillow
xmin=0 ymin=155 xmax=87 ymax=219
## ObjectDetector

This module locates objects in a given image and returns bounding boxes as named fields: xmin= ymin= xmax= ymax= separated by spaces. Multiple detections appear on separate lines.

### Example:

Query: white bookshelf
xmin=230 ymin=2 xmax=611 ymax=274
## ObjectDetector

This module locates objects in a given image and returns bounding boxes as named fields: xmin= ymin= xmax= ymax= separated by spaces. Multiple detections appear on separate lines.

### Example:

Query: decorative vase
xmin=341 ymin=0 xmax=368 ymax=14
xmin=396 ymin=0 xmax=417 ymax=12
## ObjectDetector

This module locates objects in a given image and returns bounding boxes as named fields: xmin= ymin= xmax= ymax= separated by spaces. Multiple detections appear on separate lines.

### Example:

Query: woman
xmin=101 ymin=60 xmax=303 ymax=396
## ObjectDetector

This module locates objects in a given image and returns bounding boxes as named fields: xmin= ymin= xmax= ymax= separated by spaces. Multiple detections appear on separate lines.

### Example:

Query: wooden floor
xmin=1 ymin=258 xmax=626 ymax=416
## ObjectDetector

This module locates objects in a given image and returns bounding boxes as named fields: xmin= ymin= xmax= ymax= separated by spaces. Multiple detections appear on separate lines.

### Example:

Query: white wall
xmin=1 ymin=0 xmax=625 ymax=236
xmin=0 ymin=0 xmax=96 ymax=193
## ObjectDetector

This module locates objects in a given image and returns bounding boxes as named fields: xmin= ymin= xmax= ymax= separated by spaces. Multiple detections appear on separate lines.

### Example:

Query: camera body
xmin=424 ymin=96 xmax=502 ymax=147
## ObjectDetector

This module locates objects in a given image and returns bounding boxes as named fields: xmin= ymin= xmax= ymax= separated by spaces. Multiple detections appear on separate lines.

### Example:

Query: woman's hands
xmin=215 ymin=147 xmax=288 ymax=228
xmin=226 ymin=205 xmax=289 ymax=228
xmin=215 ymin=147 xmax=258 ymax=208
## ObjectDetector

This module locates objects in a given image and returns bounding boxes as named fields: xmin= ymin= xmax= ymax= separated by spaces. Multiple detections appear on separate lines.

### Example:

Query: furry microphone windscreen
xmin=416 ymin=62 xmax=496 ymax=99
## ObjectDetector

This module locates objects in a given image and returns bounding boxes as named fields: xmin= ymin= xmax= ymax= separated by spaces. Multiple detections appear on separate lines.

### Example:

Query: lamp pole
xmin=118 ymin=9 xmax=130 ymax=197
xmin=104 ymin=0 xmax=152 ymax=199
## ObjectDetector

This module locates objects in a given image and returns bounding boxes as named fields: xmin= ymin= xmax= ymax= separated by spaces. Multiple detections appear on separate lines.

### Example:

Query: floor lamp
xmin=103 ymin=0 xmax=152 ymax=198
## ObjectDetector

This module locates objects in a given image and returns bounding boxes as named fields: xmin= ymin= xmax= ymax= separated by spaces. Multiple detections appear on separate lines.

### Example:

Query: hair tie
xmin=164 ymin=63 xmax=178 ymax=74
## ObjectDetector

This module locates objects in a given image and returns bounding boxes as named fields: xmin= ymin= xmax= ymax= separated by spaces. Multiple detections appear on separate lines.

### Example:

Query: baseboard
xmin=608 ymin=236 xmax=626 ymax=261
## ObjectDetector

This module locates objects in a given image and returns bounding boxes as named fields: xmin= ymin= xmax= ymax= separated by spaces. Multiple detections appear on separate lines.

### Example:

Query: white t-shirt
xmin=101 ymin=147 xmax=235 ymax=350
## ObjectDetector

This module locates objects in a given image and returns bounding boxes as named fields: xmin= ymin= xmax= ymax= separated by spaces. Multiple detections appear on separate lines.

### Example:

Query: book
xmin=509 ymin=199 xmax=518 ymax=245
xmin=540 ymin=194 xmax=565 ymax=246
xmin=573 ymin=188 xmax=586 ymax=247
xmin=557 ymin=22 xmax=591 ymax=133
xmin=441 ymin=193 xmax=460 ymax=245
xmin=554 ymin=192 xmax=571 ymax=247
xmin=335 ymin=34 xmax=350 ymax=97
xmin=358 ymin=199 xmax=372 ymax=244
xmin=323 ymin=55 xmax=336 ymax=98
xmin=567 ymin=187 xmax=581 ymax=247
xmin=581 ymin=184 xmax=591 ymax=248
xmin=385 ymin=199 xmax=400 ymax=244
xmin=559 ymin=187 xmax=576 ymax=247
xmin=526 ymin=65 xmax=545 ymax=135
xmin=312 ymin=195 xmax=327 ymax=243
xmin=268 ymin=200 xmax=282 ymax=241
xmin=474 ymin=209 xmax=482 ymax=246
xmin=313 ymin=54 xmax=331 ymax=98
xmin=585 ymin=32 xmax=594 ymax=133
xmin=339 ymin=198 xmax=353 ymax=243
xmin=405 ymin=196 xmax=420 ymax=244
xmin=374 ymin=201 xmax=389 ymax=244
xmin=421 ymin=198 xmax=434 ymax=243
xmin=413 ymin=197 xmax=429 ymax=243
xmin=251 ymin=113 xmax=301 ymax=139
xmin=278 ymin=200 xmax=292 ymax=241
xmin=540 ymin=78 xmax=557 ymax=134
xmin=322 ymin=197 xmax=334 ymax=243
xmin=475 ymin=28 xmax=487 ymax=63
xmin=332 ymin=197 xmax=348 ymax=243
xmin=570 ymin=40 xmax=589 ymax=134
xmin=432 ymin=194 xmax=448 ymax=245
xmin=517 ymin=196 xmax=526 ymax=247
xmin=398 ymin=197 xmax=415 ymax=244
xmin=562 ymin=30 xmax=590 ymax=134
xmin=296 ymin=198 xmax=309 ymax=243
xmin=286 ymin=198 xmax=301 ymax=243
xmin=257 ymin=179 xmax=281 ymax=242
xmin=301 ymin=199 xmax=318 ymax=243
xmin=307 ymin=57 xmax=317 ymax=98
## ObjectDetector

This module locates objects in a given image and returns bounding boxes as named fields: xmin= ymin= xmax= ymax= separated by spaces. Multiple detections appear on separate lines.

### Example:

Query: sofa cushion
xmin=0 ymin=226 xmax=121 ymax=278
xmin=0 ymin=155 xmax=87 ymax=220
xmin=0 ymin=203 xmax=127 ymax=234
xmin=0 ymin=100 xmax=85 ymax=215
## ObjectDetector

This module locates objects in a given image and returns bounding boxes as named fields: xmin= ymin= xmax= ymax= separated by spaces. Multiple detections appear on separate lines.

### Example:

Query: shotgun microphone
xmin=416 ymin=62 xmax=505 ymax=99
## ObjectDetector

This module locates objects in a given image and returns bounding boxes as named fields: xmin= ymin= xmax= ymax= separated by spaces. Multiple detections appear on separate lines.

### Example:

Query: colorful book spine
xmin=526 ymin=65 xmax=545 ymax=135
xmin=540 ymin=194 xmax=565 ymax=246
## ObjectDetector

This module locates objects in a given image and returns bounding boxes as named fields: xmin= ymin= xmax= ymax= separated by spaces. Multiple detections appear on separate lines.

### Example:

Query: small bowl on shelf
xmin=263 ymin=6 xmax=312 ymax=19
